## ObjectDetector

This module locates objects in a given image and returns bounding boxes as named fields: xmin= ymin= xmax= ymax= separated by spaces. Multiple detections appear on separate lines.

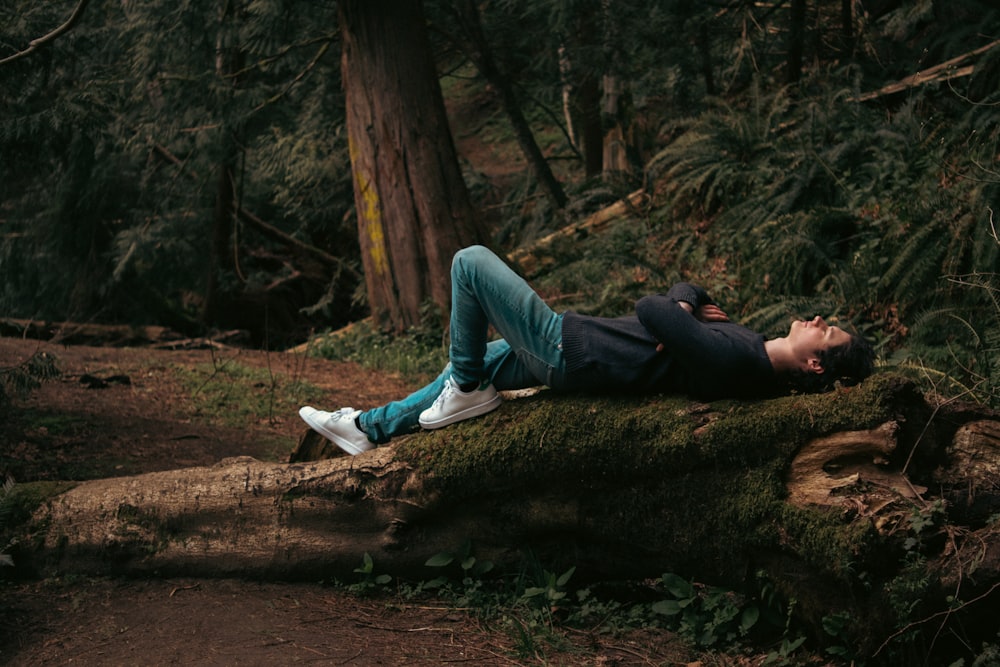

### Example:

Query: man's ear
xmin=806 ymin=357 xmax=825 ymax=374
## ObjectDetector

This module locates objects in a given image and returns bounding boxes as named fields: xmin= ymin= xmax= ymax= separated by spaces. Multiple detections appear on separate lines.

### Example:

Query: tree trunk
xmin=786 ymin=0 xmax=806 ymax=85
xmin=698 ymin=21 xmax=716 ymax=96
xmin=599 ymin=1 xmax=631 ymax=179
xmin=339 ymin=0 xmax=484 ymax=333
xmin=558 ymin=7 xmax=603 ymax=179
xmin=601 ymin=74 xmax=630 ymax=175
xmin=840 ymin=0 xmax=854 ymax=57
xmin=452 ymin=0 xmax=568 ymax=210
xmin=15 ymin=374 xmax=1000 ymax=658
xmin=202 ymin=0 xmax=244 ymax=327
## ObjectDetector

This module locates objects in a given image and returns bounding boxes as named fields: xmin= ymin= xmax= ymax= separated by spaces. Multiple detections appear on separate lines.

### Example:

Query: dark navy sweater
xmin=559 ymin=283 xmax=777 ymax=400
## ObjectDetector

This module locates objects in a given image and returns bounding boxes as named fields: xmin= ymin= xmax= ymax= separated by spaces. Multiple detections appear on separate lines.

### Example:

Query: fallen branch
xmin=507 ymin=189 xmax=650 ymax=276
xmin=852 ymin=38 xmax=1000 ymax=102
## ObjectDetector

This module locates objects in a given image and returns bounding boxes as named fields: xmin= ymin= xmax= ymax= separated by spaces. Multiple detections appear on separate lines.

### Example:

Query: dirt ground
xmin=0 ymin=335 xmax=709 ymax=667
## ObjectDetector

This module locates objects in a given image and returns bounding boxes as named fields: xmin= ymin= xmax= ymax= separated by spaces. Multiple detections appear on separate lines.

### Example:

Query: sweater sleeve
xmin=635 ymin=283 xmax=713 ymax=343
xmin=634 ymin=284 xmax=739 ymax=371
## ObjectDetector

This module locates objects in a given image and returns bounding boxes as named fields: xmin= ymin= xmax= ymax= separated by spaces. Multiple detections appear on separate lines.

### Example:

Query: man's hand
xmin=677 ymin=301 xmax=729 ymax=322
xmin=695 ymin=304 xmax=729 ymax=322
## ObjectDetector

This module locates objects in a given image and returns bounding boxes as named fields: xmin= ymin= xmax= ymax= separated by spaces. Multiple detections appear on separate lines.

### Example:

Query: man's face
xmin=786 ymin=316 xmax=853 ymax=371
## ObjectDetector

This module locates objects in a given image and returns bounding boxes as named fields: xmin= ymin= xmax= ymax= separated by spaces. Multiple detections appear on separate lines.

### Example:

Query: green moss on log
xmin=396 ymin=373 xmax=901 ymax=492
xmin=394 ymin=373 xmax=908 ymax=583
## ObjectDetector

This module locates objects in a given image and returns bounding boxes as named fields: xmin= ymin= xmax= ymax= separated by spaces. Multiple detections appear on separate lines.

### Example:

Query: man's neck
xmin=764 ymin=338 xmax=796 ymax=373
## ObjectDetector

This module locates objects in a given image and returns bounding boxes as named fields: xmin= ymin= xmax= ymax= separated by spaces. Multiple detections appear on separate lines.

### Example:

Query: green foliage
xmin=425 ymin=540 xmax=495 ymax=582
xmin=0 ymin=351 xmax=60 ymax=410
xmin=652 ymin=573 xmax=762 ymax=647
xmin=520 ymin=566 xmax=575 ymax=611
xmin=0 ymin=0 xmax=352 ymax=334
xmin=350 ymin=552 xmax=392 ymax=593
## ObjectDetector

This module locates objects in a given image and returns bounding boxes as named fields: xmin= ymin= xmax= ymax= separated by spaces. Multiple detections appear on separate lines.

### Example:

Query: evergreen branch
xmin=250 ymin=41 xmax=331 ymax=115
xmin=0 ymin=0 xmax=91 ymax=66
xmin=225 ymin=34 xmax=337 ymax=81
xmin=147 ymin=141 xmax=359 ymax=280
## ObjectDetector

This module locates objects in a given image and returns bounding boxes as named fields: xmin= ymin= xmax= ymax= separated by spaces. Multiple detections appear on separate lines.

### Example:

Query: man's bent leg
xmin=449 ymin=246 xmax=564 ymax=387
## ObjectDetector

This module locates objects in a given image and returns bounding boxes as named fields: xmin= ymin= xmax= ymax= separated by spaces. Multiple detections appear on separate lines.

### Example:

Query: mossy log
xmin=10 ymin=374 xmax=1000 ymax=656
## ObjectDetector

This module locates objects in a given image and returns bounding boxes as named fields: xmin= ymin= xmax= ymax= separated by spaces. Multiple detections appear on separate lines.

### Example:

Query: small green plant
xmin=762 ymin=635 xmax=808 ymax=666
xmin=350 ymin=552 xmax=392 ymax=593
xmin=520 ymin=566 xmax=575 ymax=610
xmin=651 ymin=573 xmax=761 ymax=647
xmin=424 ymin=540 xmax=495 ymax=585
xmin=822 ymin=610 xmax=857 ymax=661
xmin=417 ymin=541 xmax=501 ymax=611
xmin=904 ymin=499 xmax=947 ymax=552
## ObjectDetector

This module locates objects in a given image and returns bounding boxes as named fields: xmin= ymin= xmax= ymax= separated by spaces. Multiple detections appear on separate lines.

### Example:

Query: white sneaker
xmin=418 ymin=377 xmax=502 ymax=429
xmin=298 ymin=406 xmax=375 ymax=456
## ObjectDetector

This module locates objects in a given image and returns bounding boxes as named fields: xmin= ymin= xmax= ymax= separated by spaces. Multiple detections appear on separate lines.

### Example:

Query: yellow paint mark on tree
xmin=349 ymin=134 xmax=389 ymax=276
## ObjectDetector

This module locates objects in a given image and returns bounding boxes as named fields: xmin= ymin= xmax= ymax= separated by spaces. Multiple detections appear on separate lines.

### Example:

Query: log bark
xmin=11 ymin=374 xmax=1000 ymax=655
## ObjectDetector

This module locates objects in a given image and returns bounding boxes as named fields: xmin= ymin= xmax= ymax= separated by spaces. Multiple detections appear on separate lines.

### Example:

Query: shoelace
xmin=331 ymin=407 xmax=354 ymax=421
xmin=431 ymin=379 xmax=456 ymax=409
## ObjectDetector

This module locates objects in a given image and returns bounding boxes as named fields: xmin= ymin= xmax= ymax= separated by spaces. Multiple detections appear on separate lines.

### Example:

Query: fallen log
xmin=851 ymin=38 xmax=1000 ymax=102
xmin=507 ymin=189 xmax=650 ymax=276
xmin=0 ymin=319 xmax=183 ymax=347
xmin=8 ymin=373 xmax=1000 ymax=658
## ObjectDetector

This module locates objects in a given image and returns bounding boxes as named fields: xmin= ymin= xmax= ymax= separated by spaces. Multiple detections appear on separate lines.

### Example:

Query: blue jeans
xmin=359 ymin=246 xmax=566 ymax=443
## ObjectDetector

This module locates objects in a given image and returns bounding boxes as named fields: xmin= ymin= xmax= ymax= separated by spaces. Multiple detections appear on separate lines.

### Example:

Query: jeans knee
xmin=452 ymin=245 xmax=491 ymax=278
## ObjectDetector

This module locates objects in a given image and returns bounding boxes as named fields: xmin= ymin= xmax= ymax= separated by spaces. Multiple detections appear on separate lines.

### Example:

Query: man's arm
xmin=636 ymin=283 xmax=730 ymax=355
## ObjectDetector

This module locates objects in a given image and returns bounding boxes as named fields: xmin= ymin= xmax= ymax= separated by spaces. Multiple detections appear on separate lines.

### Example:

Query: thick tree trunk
xmin=15 ymin=374 xmax=1000 ymax=659
xmin=339 ymin=0 xmax=484 ymax=333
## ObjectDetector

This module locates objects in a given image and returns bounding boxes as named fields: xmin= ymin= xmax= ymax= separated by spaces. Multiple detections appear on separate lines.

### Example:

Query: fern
xmin=0 ymin=351 xmax=60 ymax=410
xmin=0 ymin=472 xmax=13 ymax=567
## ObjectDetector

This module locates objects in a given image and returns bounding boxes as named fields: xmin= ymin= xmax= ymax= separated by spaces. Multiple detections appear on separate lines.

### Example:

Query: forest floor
xmin=0 ymin=335 xmax=725 ymax=667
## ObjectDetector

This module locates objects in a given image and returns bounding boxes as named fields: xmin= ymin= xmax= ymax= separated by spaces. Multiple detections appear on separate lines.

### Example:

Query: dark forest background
xmin=2 ymin=0 xmax=999 ymax=408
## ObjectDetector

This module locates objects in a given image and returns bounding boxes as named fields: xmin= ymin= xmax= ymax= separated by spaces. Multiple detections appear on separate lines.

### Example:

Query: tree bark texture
xmin=339 ymin=0 xmax=484 ymax=333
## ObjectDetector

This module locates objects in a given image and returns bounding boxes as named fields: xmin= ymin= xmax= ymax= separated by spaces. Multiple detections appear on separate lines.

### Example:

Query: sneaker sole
xmin=299 ymin=407 xmax=373 ymax=456
xmin=418 ymin=393 xmax=503 ymax=429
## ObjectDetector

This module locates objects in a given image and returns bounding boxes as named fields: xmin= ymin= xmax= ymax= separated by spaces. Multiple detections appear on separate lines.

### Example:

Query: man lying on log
xmin=300 ymin=245 xmax=875 ymax=455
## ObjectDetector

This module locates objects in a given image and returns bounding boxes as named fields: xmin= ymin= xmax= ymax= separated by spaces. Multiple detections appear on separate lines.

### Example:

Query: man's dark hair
xmin=786 ymin=333 xmax=876 ymax=394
